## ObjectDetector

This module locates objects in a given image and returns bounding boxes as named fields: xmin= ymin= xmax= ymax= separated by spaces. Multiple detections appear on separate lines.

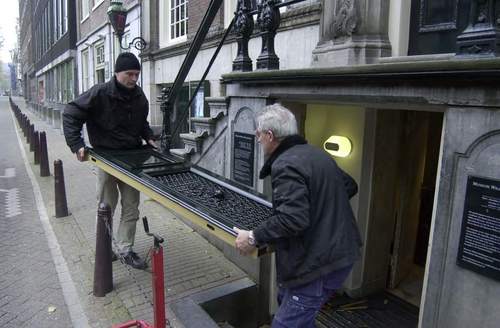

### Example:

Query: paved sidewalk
xmin=10 ymin=97 xmax=247 ymax=327
xmin=0 ymin=97 xmax=73 ymax=328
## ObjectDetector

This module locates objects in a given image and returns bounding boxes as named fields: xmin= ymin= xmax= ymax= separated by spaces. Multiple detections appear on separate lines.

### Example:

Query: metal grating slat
xmin=153 ymin=171 xmax=273 ymax=230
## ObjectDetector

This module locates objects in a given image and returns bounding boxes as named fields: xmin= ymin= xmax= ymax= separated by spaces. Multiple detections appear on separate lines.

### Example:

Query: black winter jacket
xmin=253 ymin=135 xmax=362 ymax=288
xmin=63 ymin=77 xmax=154 ymax=153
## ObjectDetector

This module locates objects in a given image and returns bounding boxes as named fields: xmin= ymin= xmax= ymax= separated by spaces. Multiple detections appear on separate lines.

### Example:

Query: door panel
xmin=409 ymin=0 xmax=471 ymax=55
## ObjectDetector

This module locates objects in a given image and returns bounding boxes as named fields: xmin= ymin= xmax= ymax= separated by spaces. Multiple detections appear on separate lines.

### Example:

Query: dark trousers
xmin=272 ymin=265 xmax=353 ymax=328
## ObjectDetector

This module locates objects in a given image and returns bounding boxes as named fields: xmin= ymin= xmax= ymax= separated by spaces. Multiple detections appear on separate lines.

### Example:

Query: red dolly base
xmin=113 ymin=218 xmax=166 ymax=328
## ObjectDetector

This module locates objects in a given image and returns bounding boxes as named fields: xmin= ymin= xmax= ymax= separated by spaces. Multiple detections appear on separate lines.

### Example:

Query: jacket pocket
xmin=276 ymin=239 xmax=307 ymax=283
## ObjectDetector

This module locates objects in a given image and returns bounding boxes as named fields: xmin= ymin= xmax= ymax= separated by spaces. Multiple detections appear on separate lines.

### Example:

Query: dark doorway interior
xmin=364 ymin=109 xmax=443 ymax=308
xmin=386 ymin=110 xmax=443 ymax=306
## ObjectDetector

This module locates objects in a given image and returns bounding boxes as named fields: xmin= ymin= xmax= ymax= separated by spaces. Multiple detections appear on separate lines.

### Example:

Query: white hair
xmin=255 ymin=103 xmax=298 ymax=139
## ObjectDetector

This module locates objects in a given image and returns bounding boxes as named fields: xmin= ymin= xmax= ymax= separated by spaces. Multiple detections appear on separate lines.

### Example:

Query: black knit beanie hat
xmin=115 ymin=52 xmax=141 ymax=72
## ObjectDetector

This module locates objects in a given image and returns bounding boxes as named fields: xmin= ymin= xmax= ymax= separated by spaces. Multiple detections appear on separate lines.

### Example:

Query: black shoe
xmin=111 ymin=251 xmax=118 ymax=262
xmin=122 ymin=251 xmax=147 ymax=270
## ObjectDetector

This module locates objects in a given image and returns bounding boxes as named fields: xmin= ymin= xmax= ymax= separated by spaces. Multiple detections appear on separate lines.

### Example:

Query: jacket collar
xmin=259 ymin=135 xmax=307 ymax=179
xmin=106 ymin=76 xmax=141 ymax=99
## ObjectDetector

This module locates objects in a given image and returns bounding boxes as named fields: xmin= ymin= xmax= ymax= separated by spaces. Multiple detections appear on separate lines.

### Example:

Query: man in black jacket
xmin=63 ymin=52 xmax=156 ymax=269
xmin=234 ymin=104 xmax=362 ymax=327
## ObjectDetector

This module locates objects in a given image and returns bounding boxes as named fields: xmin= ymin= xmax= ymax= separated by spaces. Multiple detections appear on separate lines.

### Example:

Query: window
xmin=81 ymin=0 xmax=90 ymax=21
xmin=66 ymin=60 xmax=74 ymax=102
xmin=53 ymin=0 xmax=58 ymax=40
xmin=57 ymin=0 xmax=68 ymax=37
xmin=170 ymin=0 xmax=188 ymax=41
xmin=81 ymin=49 xmax=89 ymax=92
xmin=95 ymin=44 xmax=105 ymax=65
xmin=62 ymin=0 xmax=68 ymax=35
xmin=94 ymin=42 xmax=105 ymax=84
xmin=160 ymin=0 xmax=188 ymax=46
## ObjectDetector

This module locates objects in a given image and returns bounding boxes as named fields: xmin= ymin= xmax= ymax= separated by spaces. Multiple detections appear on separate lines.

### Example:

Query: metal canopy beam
xmin=165 ymin=0 xmax=224 ymax=108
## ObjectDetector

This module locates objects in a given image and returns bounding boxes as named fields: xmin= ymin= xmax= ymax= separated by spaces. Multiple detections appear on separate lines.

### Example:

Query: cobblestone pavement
xmin=5 ymin=97 xmax=248 ymax=327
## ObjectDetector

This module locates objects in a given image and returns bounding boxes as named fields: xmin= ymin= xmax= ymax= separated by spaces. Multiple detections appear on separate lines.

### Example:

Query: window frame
xmin=80 ymin=0 xmax=90 ymax=22
xmin=81 ymin=48 xmax=90 ymax=93
xmin=94 ymin=41 xmax=106 ymax=84
xmin=159 ymin=0 xmax=189 ymax=47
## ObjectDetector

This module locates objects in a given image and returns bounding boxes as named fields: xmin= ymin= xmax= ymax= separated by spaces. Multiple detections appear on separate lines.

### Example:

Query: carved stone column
xmin=256 ymin=0 xmax=281 ymax=70
xmin=233 ymin=0 xmax=254 ymax=72
xmin=312 ymin=0 xmax=392 ymax=67
xmin=456 ymin=0 xmax=500 ymax=56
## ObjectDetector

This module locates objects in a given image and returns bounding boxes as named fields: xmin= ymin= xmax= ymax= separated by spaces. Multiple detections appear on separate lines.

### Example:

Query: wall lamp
xmin=107 ymin=1 xmax=147 ymax=51
xmin=324 ymin=135 xmax=352 ymax=158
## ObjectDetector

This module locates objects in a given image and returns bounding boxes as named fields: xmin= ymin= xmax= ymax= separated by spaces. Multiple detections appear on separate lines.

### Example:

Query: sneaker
xmin=111 ymin=251 xmax=118 ymax=262
xmin=122 ymin=251 xmax=147 ymax=270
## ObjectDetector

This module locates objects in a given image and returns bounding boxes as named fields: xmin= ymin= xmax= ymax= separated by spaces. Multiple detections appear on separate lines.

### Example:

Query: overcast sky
xmin=0 ymin=0 xmax=19 ymax=63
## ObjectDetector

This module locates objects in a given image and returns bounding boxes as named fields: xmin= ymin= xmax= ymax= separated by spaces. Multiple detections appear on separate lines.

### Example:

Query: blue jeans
xmin=272 ymin=265 xmax=353 ymax=328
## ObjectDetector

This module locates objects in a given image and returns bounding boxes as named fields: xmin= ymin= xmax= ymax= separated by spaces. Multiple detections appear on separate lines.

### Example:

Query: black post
xmin=29 ymin=124 xmax=35 ymax=152
xmin=34 ymin=131 xmax=40 ymax=165
xmin=256 ymin=0 xmax=281 ymax=70
xmin=22 ymin=116 xmax=27 ymax=136
xmin=54 ymin=160 xmax=69 ymax=218
xmin=39 ymin=131 xmax=50 ymax=177
xmin=93 ymin=203 xmax=113 ymax=297
xmin=232 ymin=0 xmax=254 ymax=72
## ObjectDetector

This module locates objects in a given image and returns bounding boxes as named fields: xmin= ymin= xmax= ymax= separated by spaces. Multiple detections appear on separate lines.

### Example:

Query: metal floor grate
xmin=316 ymin=293 xmax=418 ymax=328
xmin=153 ymin=171 xmax=273 ymax=231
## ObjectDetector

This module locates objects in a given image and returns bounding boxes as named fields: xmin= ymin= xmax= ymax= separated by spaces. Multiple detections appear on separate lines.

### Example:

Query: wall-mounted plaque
xmin=232 ymin=132 xmax=255 ymax=187
xmin=457 ymin=175 xmax=500 ymax=281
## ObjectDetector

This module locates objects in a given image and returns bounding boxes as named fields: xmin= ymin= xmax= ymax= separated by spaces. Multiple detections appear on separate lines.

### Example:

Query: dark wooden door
xmin=409 ymin=0 xmax=471 ymax=55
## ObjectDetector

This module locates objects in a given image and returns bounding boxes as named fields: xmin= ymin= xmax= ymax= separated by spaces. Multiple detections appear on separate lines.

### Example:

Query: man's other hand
xmin=76 ymin=147 xmax=86 ymax=162
xmin=147 ymin=139 xmax=158 ymax=149
xmin=233 ymin=227 xmax=256 ymax=256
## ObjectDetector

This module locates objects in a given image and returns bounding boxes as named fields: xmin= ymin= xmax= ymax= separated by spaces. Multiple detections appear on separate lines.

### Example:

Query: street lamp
xmin=107 ymin=0 xmax=147 ymax=51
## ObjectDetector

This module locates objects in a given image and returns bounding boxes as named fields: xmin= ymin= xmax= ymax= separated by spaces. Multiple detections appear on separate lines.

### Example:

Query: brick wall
xmin=79 ymin=1 xmax=109 ymax=41
xmin=187 ymin=0 xmax=225 ymax=40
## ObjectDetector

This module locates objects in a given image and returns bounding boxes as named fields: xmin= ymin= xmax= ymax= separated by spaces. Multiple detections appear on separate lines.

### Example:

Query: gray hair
xmin=255 ymin=103 xmax=298 ymax=139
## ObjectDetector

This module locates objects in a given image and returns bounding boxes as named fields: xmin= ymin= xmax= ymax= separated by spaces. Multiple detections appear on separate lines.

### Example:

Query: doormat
xmin=316 ymin=292 xmax=419 ymax=328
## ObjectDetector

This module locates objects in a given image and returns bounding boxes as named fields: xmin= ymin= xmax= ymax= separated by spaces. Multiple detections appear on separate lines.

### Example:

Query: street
xmin=0 ymin=96 xmax=76 ymax=327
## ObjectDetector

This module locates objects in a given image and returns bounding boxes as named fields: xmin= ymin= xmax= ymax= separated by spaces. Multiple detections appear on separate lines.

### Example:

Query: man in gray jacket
xmin=234 ymin=103 xmax=362 ymax=327
xmin=63 ymin=52 xmax=156 ymax=269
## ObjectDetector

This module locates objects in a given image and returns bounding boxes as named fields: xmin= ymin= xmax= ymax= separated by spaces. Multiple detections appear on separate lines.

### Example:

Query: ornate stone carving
xmin=456 ymin=0 xmax=500 ymax=57
xmin=256 ymin=0 xmax=281 ymax=70
xmin=234 ymin=0 xmax=254 ymax=38
xmin=332 ymin=0 xmax=359 ymax=38
xmin=475 ymin=0 xmax=488 ymax=23
xmin=257 ymin=0 xmax=281 ymax=33
xmin=233 ymin=0 xmax=254 ymax=72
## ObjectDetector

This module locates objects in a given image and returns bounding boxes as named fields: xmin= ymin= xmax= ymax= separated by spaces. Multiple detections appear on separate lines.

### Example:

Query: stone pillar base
xmin=456 ymin=27 xmax=500 ymax=57
xmin=312 ymin=36 xmax=392 ymax=67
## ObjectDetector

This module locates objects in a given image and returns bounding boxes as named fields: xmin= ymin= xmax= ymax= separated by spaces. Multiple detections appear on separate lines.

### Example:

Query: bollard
xmin=22 ymin=116 xmax=26 ymax=135
xmin=25 ymin=118 xmax=30 ymax=138
xmin=93 ymin=203 xmax=113 ymax=297
xmin=26 ymin=123 xmax=32 ymax=144
xmin=29 ymin=124 xmax=35 ymax=151
xmin=34 ymin=131 xmax=40 ymax=165
xmin=39 ymin=131 xmax=50 ymax=177
xmin=54 ymin=160 xmax=69 ymax=218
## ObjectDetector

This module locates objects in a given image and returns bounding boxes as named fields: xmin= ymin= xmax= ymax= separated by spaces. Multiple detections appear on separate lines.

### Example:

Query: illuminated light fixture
xmin=323 ymin=135 xmax=352 ymax=158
